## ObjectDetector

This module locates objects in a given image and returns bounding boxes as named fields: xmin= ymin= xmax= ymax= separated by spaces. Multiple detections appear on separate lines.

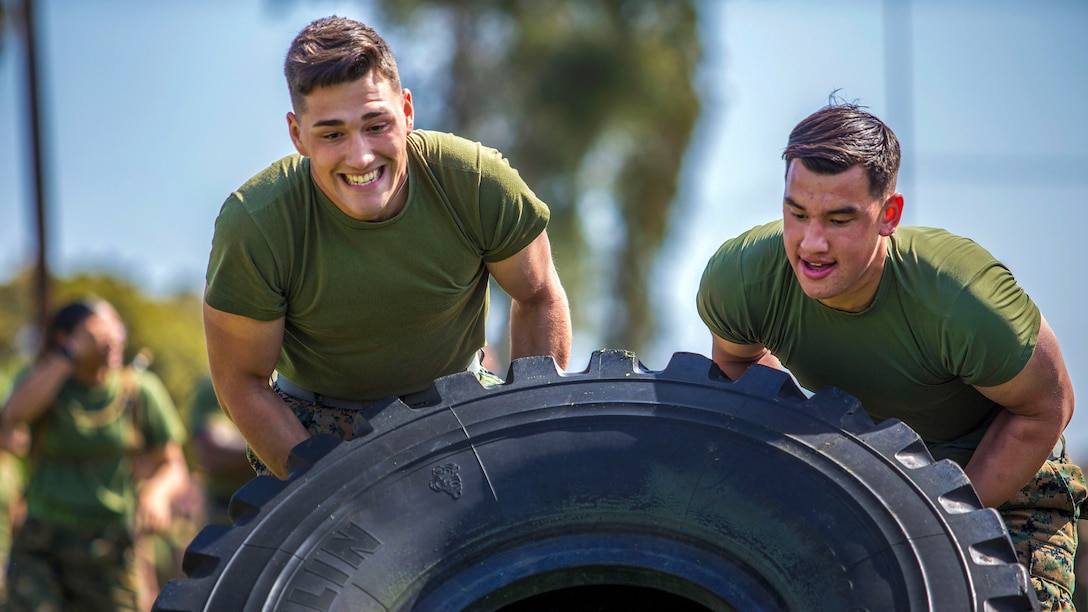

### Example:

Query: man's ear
xmin=287 ymin=112 xmax=307 ymax=155
xmin=879 ymin=193 xmax=905 ymax=236
xmin=402 ymin=89 xmax=414 ymax=133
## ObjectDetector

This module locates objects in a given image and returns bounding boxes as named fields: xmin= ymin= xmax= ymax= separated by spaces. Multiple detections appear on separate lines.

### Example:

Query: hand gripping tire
xmin=154 ymin=350 xmax=1037 ymax=611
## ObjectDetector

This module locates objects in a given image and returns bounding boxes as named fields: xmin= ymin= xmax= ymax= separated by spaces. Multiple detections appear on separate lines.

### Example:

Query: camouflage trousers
xmin=248 ymin=366 xmax=505 ymax=477
xmin=999 ymin=446 xmax=1087 ymax=611
xmin=5 ymin=517 xmax=138 ymax=612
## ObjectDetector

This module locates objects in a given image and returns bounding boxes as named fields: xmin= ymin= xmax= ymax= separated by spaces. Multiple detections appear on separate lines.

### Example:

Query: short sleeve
xmin=697 ymin=223 xmax=783 ymax=346
xmin=941 ymin=261 xmax=1040 ymax=387
xmin=204 ymin=194 xmax=287 ymax=321
xmin=476 ymin=146 xmax=549 ymax=262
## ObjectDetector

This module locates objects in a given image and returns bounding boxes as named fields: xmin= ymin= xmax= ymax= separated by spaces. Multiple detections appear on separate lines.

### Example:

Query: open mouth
xmin=343 ymin=167 xmax=382 ymax=187
xmin=801 ymin=259 xmax=835 ymax=278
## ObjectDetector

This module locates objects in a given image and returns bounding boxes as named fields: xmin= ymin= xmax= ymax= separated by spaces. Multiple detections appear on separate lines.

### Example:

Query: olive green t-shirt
xmin=20 ymin=367 xmax=186 ymax=530
xmin=205 ymin=130 xmax=549 ymax=400
xmin=697 ymin=220 xmax=1040 ymax=453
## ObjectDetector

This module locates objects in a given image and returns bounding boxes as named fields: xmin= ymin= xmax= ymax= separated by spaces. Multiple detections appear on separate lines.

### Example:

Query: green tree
xmin=376 ymin=0 xmax=702 ymax=361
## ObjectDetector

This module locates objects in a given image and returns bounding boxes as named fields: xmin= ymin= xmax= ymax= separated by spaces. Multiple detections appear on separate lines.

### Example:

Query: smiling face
xmin=782 ymin=160 xmax=904 ymax=312
xmin=287 ymin=71 xmax=414 ymax=221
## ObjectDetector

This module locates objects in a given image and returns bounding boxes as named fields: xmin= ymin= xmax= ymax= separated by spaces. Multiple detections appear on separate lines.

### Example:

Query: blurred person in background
xmin=1 ymin=299 xmax=188 ymax=611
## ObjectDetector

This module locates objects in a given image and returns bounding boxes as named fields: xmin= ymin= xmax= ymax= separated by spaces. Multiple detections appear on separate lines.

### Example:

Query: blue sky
xmin=2 ymin=0 xmax=1086 ymax=459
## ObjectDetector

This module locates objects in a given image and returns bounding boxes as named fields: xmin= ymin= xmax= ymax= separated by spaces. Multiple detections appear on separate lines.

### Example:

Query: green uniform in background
xmin=5 ymin=367 xmax=186 ymax=611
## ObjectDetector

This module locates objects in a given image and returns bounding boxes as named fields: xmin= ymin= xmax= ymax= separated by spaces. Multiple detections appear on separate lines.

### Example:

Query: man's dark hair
xmin=284 ymin=16 xmax=402 ymax=113
xmin=782 ymin=101 xmax=901 ymax=198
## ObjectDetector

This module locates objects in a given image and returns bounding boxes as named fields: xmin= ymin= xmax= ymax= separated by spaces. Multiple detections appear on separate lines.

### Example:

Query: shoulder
xmin=889 ymin=227 xmax=1015 ymax=302
xmin=892 ymin=226 xmax=997 ymax=269
xmin=408 ymin=130 xmax=485 ymax=171
xmin=698 ymin=220 xmax=788 ymax=314
xmin=889 ymin=226 xmax=1040 ymax=359
xmin=697 ymin=220 xmax=790 ymax=343
xmin=409 ymin=130 xmax=525 ymax=181
xmin=224 ymin=154 xmax=311 ymax=216
xmin=703 ymin=220 xmax=786 ymax=283
xmin=215 ymin=155 xmax=311 ymax=244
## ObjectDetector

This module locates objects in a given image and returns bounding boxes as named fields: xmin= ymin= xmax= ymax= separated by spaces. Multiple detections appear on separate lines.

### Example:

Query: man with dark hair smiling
xmin=697 ymin=101 xmax=1085 ymax=610
xmin=203 ymin=16 xmax=571 ymax=481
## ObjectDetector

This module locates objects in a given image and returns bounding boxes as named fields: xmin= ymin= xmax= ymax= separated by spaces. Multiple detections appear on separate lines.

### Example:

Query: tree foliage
xmin=376 ymin=0 xmax=701 ymax=358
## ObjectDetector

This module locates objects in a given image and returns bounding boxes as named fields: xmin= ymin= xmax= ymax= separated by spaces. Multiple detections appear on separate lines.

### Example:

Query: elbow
xmin=1061 ymin=392 xmax=1075 ymax=431
xmin=515 ymin=283 xmax=569 ymax=313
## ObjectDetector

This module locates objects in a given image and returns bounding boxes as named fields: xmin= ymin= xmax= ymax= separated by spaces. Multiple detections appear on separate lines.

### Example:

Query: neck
xmin=387 ymin=172 xmax=409 ymax=213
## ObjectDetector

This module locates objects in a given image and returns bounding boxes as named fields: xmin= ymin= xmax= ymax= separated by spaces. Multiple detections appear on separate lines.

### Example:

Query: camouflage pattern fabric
xmin=5 ymin=517 xmax=138 ymax=612
xmin=999 ymin=448 xmax=1087 ymax=611
xmin=248 ymin=367 xmax=504 ymax=477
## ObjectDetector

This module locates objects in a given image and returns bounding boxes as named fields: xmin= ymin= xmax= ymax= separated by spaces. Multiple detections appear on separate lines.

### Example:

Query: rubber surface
xmin=153 ymin=350 xmax=1038 ymax=611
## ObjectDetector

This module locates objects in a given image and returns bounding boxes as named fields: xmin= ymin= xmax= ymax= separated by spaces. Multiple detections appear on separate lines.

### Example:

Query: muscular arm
xmin=966 ymin=316 xmax=1073 ymax=508
xmin=486 ymin=231 xmax=572 ymax=370
xmin=203 ymin=302 xmax=309 ymax=479
xmin=710 ymin=333 xmax=785 ymax=381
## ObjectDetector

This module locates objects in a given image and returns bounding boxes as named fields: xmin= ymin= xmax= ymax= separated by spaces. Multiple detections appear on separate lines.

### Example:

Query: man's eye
xmin=367 ymin=122 xmax=389 ymax=133
xmin=322 ymin=132 xmax=342 ymax=141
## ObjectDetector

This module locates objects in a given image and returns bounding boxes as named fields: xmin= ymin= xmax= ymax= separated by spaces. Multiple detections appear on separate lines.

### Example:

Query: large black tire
xmin=154 ymin=350 xmax=1036 ymax=611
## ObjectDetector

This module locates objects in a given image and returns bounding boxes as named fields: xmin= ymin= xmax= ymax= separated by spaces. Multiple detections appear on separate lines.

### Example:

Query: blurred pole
xmin=884 ymin=0 xmax=915 ymax=222
xmin=18 ymin=0 xmax=52 ymax=335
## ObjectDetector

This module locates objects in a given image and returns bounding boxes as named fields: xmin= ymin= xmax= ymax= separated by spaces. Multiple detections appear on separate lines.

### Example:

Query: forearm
xmin=1 ymin=354 xmax=74 ymax=427
xmin=964 ymin=408 xmax=1063 ymax=508
xmin=204 ymin=304 xmax=296 ymax=476
xmin=509 ymin=292 xmax=571 ymax=369
xmin=224 ymin=383 xmax=310 ymax=479
xmin=710 ymin=341 xmax=783 ymax=381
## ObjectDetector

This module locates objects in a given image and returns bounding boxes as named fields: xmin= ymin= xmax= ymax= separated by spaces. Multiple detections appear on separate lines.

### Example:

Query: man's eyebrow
xmin=310 ymin=111 xmax=389 ymax=129
xmin=783 ymin=197 xmax=860 ymax=216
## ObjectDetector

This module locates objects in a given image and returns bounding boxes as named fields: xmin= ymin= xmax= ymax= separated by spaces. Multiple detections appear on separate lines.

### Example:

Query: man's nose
xmin=347 ymin=134 xmax=375 ymax=166
xmin=801 ymin=222 xmax=829 ymax=252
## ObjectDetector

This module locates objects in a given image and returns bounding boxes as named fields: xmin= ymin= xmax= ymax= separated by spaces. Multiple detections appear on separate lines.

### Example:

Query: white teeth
xmin=344 ymin=168 xmax=380 ymax=186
